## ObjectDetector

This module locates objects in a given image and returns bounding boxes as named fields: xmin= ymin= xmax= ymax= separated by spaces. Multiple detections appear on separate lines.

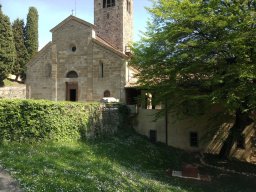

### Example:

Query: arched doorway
xmin=66 ymin=71 xmax=78 ymax=101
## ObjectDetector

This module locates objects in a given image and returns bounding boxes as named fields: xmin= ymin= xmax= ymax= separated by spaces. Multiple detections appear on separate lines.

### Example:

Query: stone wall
xmin=0 ymin=87 xmax=26 ymax=99
xmin=26 ymin=17 xmax=126 ymax=102
xmin=87 ymin=105 xmax=124 ymax=138
xmin=94 ymin=0 xmax=133 ymax=52
xmin=92 ymin=42 xmax=126 ymax=102
xmin=52 ymin=19 xmax=94 ymax=101
xmin=26 ymin=43 xmax=54 ymax=100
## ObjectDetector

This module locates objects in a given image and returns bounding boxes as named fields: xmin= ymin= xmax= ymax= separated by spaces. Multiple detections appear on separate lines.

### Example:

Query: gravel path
xmin=0 ymin=168 xmax=22 ymax=192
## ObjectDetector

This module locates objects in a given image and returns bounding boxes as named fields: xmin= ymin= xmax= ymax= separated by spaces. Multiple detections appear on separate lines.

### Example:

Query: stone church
xmin=26 ymin=0 xmax=138 ymax=103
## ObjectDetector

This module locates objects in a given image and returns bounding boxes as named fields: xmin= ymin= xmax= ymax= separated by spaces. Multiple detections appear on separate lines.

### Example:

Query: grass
xmin=0 ymin=130 xmax=255 ymax=192
xmin=2 ymin=78 xmax=24 ymax=87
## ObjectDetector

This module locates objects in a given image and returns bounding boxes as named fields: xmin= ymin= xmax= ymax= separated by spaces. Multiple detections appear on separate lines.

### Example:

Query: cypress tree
xmin=12 ymin=19 xmax=29 ymax=81
xmin=25 ymin=7 xmax=38 ymax=59
xmin=0 ymin=5 xmax=16 ymax=86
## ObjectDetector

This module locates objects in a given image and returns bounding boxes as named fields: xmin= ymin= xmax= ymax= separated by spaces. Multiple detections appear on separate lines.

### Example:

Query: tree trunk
xmin=219 ymin=109 xmax=253 ymax=159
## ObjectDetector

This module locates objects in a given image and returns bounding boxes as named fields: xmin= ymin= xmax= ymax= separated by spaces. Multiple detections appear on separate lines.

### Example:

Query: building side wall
xmin=167 ymin=113 xmax=212 ymax=151
xmin=134 ymin=108 xmax=255 ymax=162
xmin=26 ymin=47 xmax=53 ymax=100
xmin=92 ymin=43 xmax=126 ymax=102
xmin=134 ymin=109 xmax=166 ymax=143
xmin=134 ymin=109 xmax=210 ymax=151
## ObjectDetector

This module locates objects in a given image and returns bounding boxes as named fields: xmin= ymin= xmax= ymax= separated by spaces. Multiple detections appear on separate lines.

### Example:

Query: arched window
xmin=66 ymin=71 xmax=78 ymax=78
xmin=104 ymin=90 xmax=110 ymax=97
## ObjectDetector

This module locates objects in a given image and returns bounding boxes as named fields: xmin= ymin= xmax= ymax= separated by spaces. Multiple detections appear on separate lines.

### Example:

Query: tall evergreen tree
xmin=0 ymin=5 xmax=16 ymax=85
xmin=25 ymin=7 xmax=38 ymax=59
xmin=131 ymin=0 xmax=256 ymax=158
xmin=12 ymin=19 xmax=29 ymax=81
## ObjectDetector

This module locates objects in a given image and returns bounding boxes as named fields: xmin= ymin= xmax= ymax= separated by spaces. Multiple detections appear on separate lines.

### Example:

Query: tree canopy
xmin=0 ymin=5 xmax=16 ymax=85
xmin=12 ymin=19 xmax=29 ymax=81
xmin=25 ymin=7 xmax=38 ymax=59
xmin=131 ymin=0 xmax=256 ymax=157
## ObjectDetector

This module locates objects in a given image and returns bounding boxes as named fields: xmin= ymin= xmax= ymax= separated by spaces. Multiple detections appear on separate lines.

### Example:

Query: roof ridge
xmin=50 ymin=15 xmax=95 ymax=33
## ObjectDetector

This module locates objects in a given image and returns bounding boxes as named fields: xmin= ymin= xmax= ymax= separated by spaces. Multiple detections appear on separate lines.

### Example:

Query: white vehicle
xmin=100 ymin=97 xmax=119 ymax=103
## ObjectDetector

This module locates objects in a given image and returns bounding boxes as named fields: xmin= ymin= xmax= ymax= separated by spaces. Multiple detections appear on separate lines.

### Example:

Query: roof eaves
xmin=26 ymin=42 xmax=52 ymax=67
xmin=92 ymin=38 xmax=128 ymax=59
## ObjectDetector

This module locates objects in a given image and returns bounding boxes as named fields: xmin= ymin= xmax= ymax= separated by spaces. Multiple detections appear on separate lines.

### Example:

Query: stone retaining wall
xmin=0 ymin=87 xmax=26 ymax=99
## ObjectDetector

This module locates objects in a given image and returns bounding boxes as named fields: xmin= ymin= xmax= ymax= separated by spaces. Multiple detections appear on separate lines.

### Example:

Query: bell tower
xmin=94 ymin=0 xmax=133 ymax=53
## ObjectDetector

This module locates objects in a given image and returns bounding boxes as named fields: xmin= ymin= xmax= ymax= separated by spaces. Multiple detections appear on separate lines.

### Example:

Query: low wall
xmin=134 ymin=108 xmax=256 ymax=162
xmin=0 ymin=100 xmax=125 ymax=142
xmin=134 ymin=108 xmax=209 ymax=151
xmin=133 ymin=109 xmax=165 ymax=143
xmin=0 ymin=87 xmax=26 ymax=99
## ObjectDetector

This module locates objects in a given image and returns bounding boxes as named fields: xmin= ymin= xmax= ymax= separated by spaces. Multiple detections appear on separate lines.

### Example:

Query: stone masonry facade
xmin=26 ymin=0 xmax=134 ymax=102
xmin=26 ymin=17 xmax=129 ymax=102
xmin=94 ymin=0 xmax=133 ymax=52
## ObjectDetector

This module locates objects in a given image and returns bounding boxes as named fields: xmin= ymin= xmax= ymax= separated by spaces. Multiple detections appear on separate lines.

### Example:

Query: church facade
xmin=26 ymin=0 xmax=137 ymax=102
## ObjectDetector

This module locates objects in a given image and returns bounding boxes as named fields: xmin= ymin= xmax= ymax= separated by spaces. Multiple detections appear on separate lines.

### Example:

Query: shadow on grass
xmin=0 ymin=129 xmax=255 ymax=192
xmin=86 ymin=130 xmax=256 ymax=192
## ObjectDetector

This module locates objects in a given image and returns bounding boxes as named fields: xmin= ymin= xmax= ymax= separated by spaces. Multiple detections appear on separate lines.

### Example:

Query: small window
xmin=149 ymin=130 xmax=157 ymax=143
xmin=190 ymin=132 xmax=198 ymax=147
xmin=237 ymin=134 xmax=245 ymax=149
xmin=103 ymin=0 xmax=115 ymax=8
xmin=71 ymin=46 xmax=76 ymax=52
xmin=66 ymin=71 xmax=78 ymax=78
xmin=127 ymin=0 xmax=131 ymax=13
xmin=99 ymin=62 xmax=104 ymax=78
xmin=69 ymin=43 xmax=77 ymax=52
xmin=104 ymin=90 xmax=110 ymax=97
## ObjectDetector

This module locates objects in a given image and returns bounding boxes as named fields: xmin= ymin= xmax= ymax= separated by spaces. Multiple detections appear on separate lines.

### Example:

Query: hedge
xmin=0 ymin=99 xmax=105 ymax=142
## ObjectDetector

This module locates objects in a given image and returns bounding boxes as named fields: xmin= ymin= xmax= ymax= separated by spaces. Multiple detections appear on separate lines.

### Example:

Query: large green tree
xmin=131 ymin=0 xmax=256 ymax=158
xmin=25 ymin=7 xmax=38 ymax=59
xmin=12 ymin=19 xmax=29 ymax=81
xmin=0 ymin=5 xmax=16 ymax=85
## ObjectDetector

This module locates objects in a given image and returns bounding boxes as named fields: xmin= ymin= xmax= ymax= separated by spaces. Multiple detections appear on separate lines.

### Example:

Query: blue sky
xmin=1 ymin=0 xmax=152 ymax=49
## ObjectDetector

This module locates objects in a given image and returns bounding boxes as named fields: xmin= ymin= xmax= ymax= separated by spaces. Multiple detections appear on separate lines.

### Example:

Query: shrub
xmin=0 ymin=99 xmax=105 ymax=142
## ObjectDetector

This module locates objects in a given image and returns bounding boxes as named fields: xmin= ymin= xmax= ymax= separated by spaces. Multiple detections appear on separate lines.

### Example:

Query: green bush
xmin=0 ymin=99 xmax=102 ymax=142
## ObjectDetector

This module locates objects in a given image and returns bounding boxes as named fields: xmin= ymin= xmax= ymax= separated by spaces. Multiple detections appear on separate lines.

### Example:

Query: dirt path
xmin=0 ymin=168 xmax=22 ymax=192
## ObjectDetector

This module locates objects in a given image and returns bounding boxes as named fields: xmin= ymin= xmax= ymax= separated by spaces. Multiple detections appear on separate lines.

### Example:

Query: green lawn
xmin=0 ymin=130 xmax=255 ymax=192
xmin=2 ymin=78 xmax=24 ymax=87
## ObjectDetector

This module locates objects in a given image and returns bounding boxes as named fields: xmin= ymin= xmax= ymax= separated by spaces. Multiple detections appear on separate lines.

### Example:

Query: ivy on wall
xmin=0 ymin=99 xmax=129 ymax=143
